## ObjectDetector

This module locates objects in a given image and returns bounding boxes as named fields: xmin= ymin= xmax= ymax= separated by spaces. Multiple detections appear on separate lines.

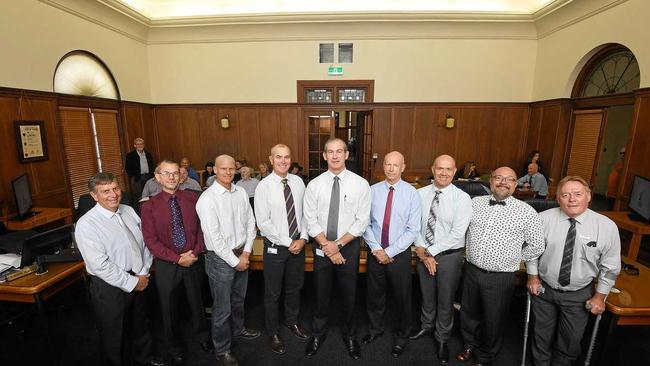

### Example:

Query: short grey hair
xmin=323 ymin=137 xmax=348 ymax=152
xmin=88 ymin=172 xmax=117 ymax=193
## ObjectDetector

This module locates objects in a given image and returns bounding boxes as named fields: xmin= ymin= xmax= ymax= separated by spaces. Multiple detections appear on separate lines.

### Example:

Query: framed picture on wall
xmin=14 ymin=120 xmax=49 ymax=163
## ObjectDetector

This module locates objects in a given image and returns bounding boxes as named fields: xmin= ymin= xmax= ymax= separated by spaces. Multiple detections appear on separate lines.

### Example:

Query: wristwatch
xmin=336 ymin=241 xmax=344 ymax=250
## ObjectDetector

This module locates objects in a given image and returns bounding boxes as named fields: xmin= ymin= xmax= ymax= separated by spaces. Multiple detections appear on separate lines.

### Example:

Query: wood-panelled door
xmin=305 ymin=110 xmax=335 ymax=180
xmin=362 ymin=112 xmax=374 ymax=179
xmin=566 ymin=109 xmax=606 ymax=186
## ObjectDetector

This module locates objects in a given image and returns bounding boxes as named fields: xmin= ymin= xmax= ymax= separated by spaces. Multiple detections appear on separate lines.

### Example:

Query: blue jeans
xmin=205 ymin=252 xmax=248 ymax=354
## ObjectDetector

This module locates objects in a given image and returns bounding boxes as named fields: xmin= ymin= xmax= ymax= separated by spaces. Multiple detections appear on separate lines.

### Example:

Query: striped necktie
xmin=282 ymin=178 xmax=299 ymax=239
xmin=558 ymin=218 xmax=577 ymax=286
xmin=424 ymin=190 xmax=442 ymax=247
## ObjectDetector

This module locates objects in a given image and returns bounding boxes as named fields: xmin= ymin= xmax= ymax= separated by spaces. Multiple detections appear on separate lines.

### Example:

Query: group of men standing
xmin=75 ymin=136 xmax=621 ymax=366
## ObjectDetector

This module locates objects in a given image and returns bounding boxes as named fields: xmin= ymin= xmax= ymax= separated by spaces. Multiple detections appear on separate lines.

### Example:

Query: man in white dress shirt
xmin=303 ymin=138 xmax=371 ymax=360
xmin=255 ymin=144 xmax=311 ymax=354
xmin=196 ymin=155 xmax=260 ymax=366
xmin=75 ymin=172 xmax=159 ymax=366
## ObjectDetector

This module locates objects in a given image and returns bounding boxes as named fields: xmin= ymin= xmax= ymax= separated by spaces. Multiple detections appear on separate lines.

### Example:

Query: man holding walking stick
xmin=526 ymin=175 xmax=621 ymax=366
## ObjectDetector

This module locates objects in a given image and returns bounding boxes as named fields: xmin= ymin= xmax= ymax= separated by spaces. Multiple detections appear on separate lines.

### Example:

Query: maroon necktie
xmin=381 ymin=186 xmax=394 ymax=249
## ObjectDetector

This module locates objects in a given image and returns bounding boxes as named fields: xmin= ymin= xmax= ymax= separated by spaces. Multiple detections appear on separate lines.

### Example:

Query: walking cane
xmin=521 ymin=287 xmax=545 ymax=366
xmin=583 ymin=296 xmax=607 ymax=366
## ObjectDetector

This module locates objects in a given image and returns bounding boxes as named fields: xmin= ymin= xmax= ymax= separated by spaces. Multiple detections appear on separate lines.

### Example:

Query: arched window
xmin=53 ymin=51 xmax=119 ymax=99
xmin=572 ymin=44 xmax=640 ymax=98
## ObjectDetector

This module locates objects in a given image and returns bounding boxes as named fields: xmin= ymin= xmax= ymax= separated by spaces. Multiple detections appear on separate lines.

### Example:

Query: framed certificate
xmin=14 ymin=120 xmax=49 ymax=163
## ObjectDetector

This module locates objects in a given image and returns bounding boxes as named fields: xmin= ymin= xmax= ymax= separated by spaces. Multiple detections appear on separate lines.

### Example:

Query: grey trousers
xmin=415 ymin=249 xmax=463 ymax=342
xmin=531 ymin=282 xmax=593 ymax=366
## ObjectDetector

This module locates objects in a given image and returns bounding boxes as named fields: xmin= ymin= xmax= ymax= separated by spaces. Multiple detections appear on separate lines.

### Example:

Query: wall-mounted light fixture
xmin=221 ymin=115 xmax=230 ymax=129
xmin=445 ymin=114 xmax=455 ymax=129
xmin=372 ymin=152 xmax=378 ymax=163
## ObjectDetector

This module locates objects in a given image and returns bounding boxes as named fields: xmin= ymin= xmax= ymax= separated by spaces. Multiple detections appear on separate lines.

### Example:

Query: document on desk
xmin=0 ymin=253 xmax=21 ymax=268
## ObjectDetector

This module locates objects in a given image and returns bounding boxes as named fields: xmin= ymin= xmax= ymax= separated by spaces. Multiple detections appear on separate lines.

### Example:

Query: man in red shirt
xmin=141 ymin=160 xmax=211 ymax=365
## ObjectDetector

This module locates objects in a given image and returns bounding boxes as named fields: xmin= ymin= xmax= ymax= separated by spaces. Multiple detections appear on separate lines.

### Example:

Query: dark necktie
xmin=326 ymin=176 xmax=340 ymax=241
xmin=381 ymin=186 xmax=394 ymax=249
xmin=169 ymin=195 xmax=186 ymax=251
xmin=489 ymin=199 xmax=506 ymax=206
xmin=424 ymin=190 xmax=442 ymax=246
xmin=558 ymin=218 xmax=577 ymax=286
xmin=282 ymin=178 xmax=299 ymax=239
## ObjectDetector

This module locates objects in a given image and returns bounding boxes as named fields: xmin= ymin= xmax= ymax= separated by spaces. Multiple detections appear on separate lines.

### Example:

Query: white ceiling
xmin=112 ymin=0 xmax=563 ymax=20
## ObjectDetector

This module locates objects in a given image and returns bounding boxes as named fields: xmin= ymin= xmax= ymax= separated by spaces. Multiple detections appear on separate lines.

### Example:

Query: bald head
xmin=383 ymin=151 xmax=406 ymax=185
xmin=432 ymin=154 xmax=456 ymax=189
xmin=214 ymin=155 xmax=236 ymax=188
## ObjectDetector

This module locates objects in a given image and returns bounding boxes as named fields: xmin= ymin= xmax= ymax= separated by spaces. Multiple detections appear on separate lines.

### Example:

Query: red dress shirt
xmin=141 ymin=190 xmax=205 ymax=263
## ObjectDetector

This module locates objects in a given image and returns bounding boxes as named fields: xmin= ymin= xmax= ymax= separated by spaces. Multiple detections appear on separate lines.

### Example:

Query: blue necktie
xmin=169 ymin=195 xmax=186 ymax=251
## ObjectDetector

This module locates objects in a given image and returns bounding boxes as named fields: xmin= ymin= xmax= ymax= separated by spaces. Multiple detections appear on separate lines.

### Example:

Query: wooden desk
xmin=250 ymin=237 xmax=418 ymax=272
xmin=600 ymin=211 xmax=650 ymax=261
xmin=596 ymin=258 xmax=650 ymax=365
xmin=513 ymin=189 xmax=536 ymax=200
xmin=6 ymin=207 xmax=73 ymax=231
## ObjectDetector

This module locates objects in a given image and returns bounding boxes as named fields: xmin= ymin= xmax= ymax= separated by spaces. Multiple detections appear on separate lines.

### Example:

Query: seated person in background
xmin=290 ymin=162 xmax=309 ymax=185
xmin=180 ymin=157 xmax=200 ymax=182
xmin=522 ymin=150 xmax=546 ymax=178
xmin=236 ymin=166 xmax=259 ymax=211
xmin=204 ymin=161 xmax=215 ymax=182
xmin=517 ymin=162 xmax=548 ymax=199
xmin=141 ymin=177 xmax=162 ymax=200
xmin=454 ymin=160 xmax=480 ymax=181
xmin=234 ymin=158 xmax=247 ymax=183
xmin=205 ymin=175 xmax=216 ymax=188
xmin=179 ymin=167 xmax=202 ymax=192
xmin=257 ymin=162 xmax=271 ymax=180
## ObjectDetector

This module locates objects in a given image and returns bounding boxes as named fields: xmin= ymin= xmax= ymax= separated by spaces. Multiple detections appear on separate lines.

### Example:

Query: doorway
xmin=304 ymin=109 xmax=373 ymax=181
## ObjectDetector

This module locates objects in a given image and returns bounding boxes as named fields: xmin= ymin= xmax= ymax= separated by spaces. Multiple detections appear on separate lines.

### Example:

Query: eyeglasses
xmin=491 ymin=175 xmax=516 ymax=184
xmin=156 ymin=171 xmax=180 ymax=178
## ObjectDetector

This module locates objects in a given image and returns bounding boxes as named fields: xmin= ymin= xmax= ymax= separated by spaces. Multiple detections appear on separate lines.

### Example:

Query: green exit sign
xmin=328 ymin=66 xmax=343 ymax=76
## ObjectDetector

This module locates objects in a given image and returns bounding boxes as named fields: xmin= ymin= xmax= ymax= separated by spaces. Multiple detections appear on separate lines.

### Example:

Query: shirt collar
xmin=158 ymin=190 xmax=178 ymax=202
xmin=327 ymin=169 xmax=348 ymax=181
xmin=96 ymin=203 xmax=122 ymax=219
xmin=212 ymin=182 xmax=237 ymax=194
xmin=270 ymin=171 xmax=291 ymax=183
xmin=383 ymin=179 xmax=403 ymax=190
xmin=489 ymin=194 xmax=516 ymax=204
xmin=559 ymin=208 xmax=591 ymax=224
xmin=432 ymin=182 xmax=453 ymax=194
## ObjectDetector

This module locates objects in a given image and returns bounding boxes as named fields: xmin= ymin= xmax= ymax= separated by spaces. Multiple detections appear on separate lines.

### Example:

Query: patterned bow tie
xmin=489 ymin=199 xmax=506 ymax=206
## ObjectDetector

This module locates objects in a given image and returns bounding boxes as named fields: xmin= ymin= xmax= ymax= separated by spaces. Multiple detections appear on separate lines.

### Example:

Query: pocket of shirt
xmin=579 ymin=240 xmax=601 ymax=263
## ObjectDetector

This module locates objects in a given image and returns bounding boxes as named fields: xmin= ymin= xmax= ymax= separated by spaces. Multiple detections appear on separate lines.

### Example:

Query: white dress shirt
xmin=254 ymin=172 xmax=308 ymax=247
xmin=415 ymin=182 xmax=472 ymax=257
xmin=75 ymin=204 xmax=153 ymax=293
xmin=304 ymin=169 xmax=371 ymax=240
xmin=196 ymin=182 xmax=256 ymax=267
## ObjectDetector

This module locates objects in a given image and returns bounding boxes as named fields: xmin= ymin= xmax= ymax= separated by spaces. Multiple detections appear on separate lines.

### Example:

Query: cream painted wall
xmin=533 ymin=0 xmax=649 ymax=100
xmin=148 ymin=39 xmax=537 ymax=104
xmin=0 ymin=1 xmax=150 ymax=102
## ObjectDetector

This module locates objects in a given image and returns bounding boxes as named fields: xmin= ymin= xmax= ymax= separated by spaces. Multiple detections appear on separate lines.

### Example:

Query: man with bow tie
xmin=456 ymin=166 xmax=545 ymax=366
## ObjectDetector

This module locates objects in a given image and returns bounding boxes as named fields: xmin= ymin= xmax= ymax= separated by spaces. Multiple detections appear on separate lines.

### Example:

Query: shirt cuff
xmin=426 ymin=245 xmax=442 ymax=257
xmin=596 ymin=282 xmax=613 ymax=295
xmin=126 ymin=275 xmax=139 ymax=293
xmin=525 ymin=260 xmax=539 ymax=275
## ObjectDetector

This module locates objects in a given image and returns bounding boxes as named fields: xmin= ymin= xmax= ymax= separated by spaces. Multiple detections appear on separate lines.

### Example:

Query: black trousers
xmin=153 ymin=257 xmax=209 ymax=359
xmin=89 ymin=275 xmax=153 ymax=366
xmin=263 ymin=238 xmax=306 ymax=335
xmin=311 ymin=238 xmax=360 ymax=338
xmin=366 ymin=248 xmax=413 ymax=344
xmin=531 ymin=282 xmax=593 ymax=366
xmin=460 ymin=262 xmax=516 ymax=364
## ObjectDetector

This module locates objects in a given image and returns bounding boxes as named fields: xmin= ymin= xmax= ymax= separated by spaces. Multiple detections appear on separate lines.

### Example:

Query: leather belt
xmin=233 ymin=247 xmax=244 ymax=256
xmin=436 ymin=247 xmax=464 ymax=257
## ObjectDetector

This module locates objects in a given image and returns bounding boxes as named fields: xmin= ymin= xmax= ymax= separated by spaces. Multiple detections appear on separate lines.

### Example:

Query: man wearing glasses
xmin=141 ymin=160 xmax=212 ymax=365
xmin=526 ymin=176 xmax=620 ymax=366
xmin=456 ymin=167 xmax=545 ymax=366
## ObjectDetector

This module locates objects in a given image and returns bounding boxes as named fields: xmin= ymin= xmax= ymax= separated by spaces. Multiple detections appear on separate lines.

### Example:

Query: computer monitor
xmin=20 ymin=224 xmax=74 ymax=267
xmin=11 ymin=173 xmax=36 ymax=220
xmin=628 ymin=175 xmax=650 ymax=223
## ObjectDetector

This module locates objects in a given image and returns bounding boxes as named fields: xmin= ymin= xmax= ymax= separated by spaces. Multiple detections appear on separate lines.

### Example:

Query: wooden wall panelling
xmin=525 ymin=106 xmax=543 ymax=151
xmin=196 ymin=107 xmax=217 ymax=165
xmin=140 ymin=104 xmax=158 ymax=161
xmin=280 ymin=108 xmax=301 ymax=166
xmin=410 ymin=107 xmax=437 ymax=171
xmin=237 ymin=108 xmax=261 ymax=165
xmin=434 ymin=107 xmax=462 ymax=163
xmin=391 ymin=107 xmax=415 ymax=168
xmin=526 ymin=99 xmax=571 ymax=183
xmin=498 ymin=107 xmax=530 ymax=172
xmin=215 ymin=107 xmax=239 ymax=158
xmin=154 ymin=107 xmax=187 ymax=162
xmin=177 ymin=108 xmax=202 ymax=168
xmin=369 ymin=107 xmax=392 ymax=175
xmin=619 ymin=88 xmax=650 ymax=205
xmin=258 ymin=108 xmax=281 ymax=165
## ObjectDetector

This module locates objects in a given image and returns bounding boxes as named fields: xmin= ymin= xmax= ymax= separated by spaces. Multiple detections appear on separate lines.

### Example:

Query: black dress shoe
xmin=200 ymin=339 xmax=214 ymax=352
xmin=235 ymin=328 xmax=261 ymax=340
xmin=305 ymin=335 xmax=326 ymax=358
xmin=456 ymin=346 xmax=475 ymax=362
xmin=344 ymin=337 xmax=361 ymax=360
xmin=216 ymin=352 xmax=239 ymax=366
xmin=408 ymin=328 xmax=432 ymax=340
xmin=391 ymin=344 xmax=405 ymax=358
xmin=269 ymin=334 xmax=286 ymax=354
xmin=435 ymin=340 xmax=449 ymax=364
xmin=285 ymin=323 xmax=311 ymax=340
xmin=361 ymin=333 xmax=383 ymax=344
xmin=171 ymin=353 xmax=184 ymax=366
xmin=472 ymin=362 xmax=491 ymax=366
